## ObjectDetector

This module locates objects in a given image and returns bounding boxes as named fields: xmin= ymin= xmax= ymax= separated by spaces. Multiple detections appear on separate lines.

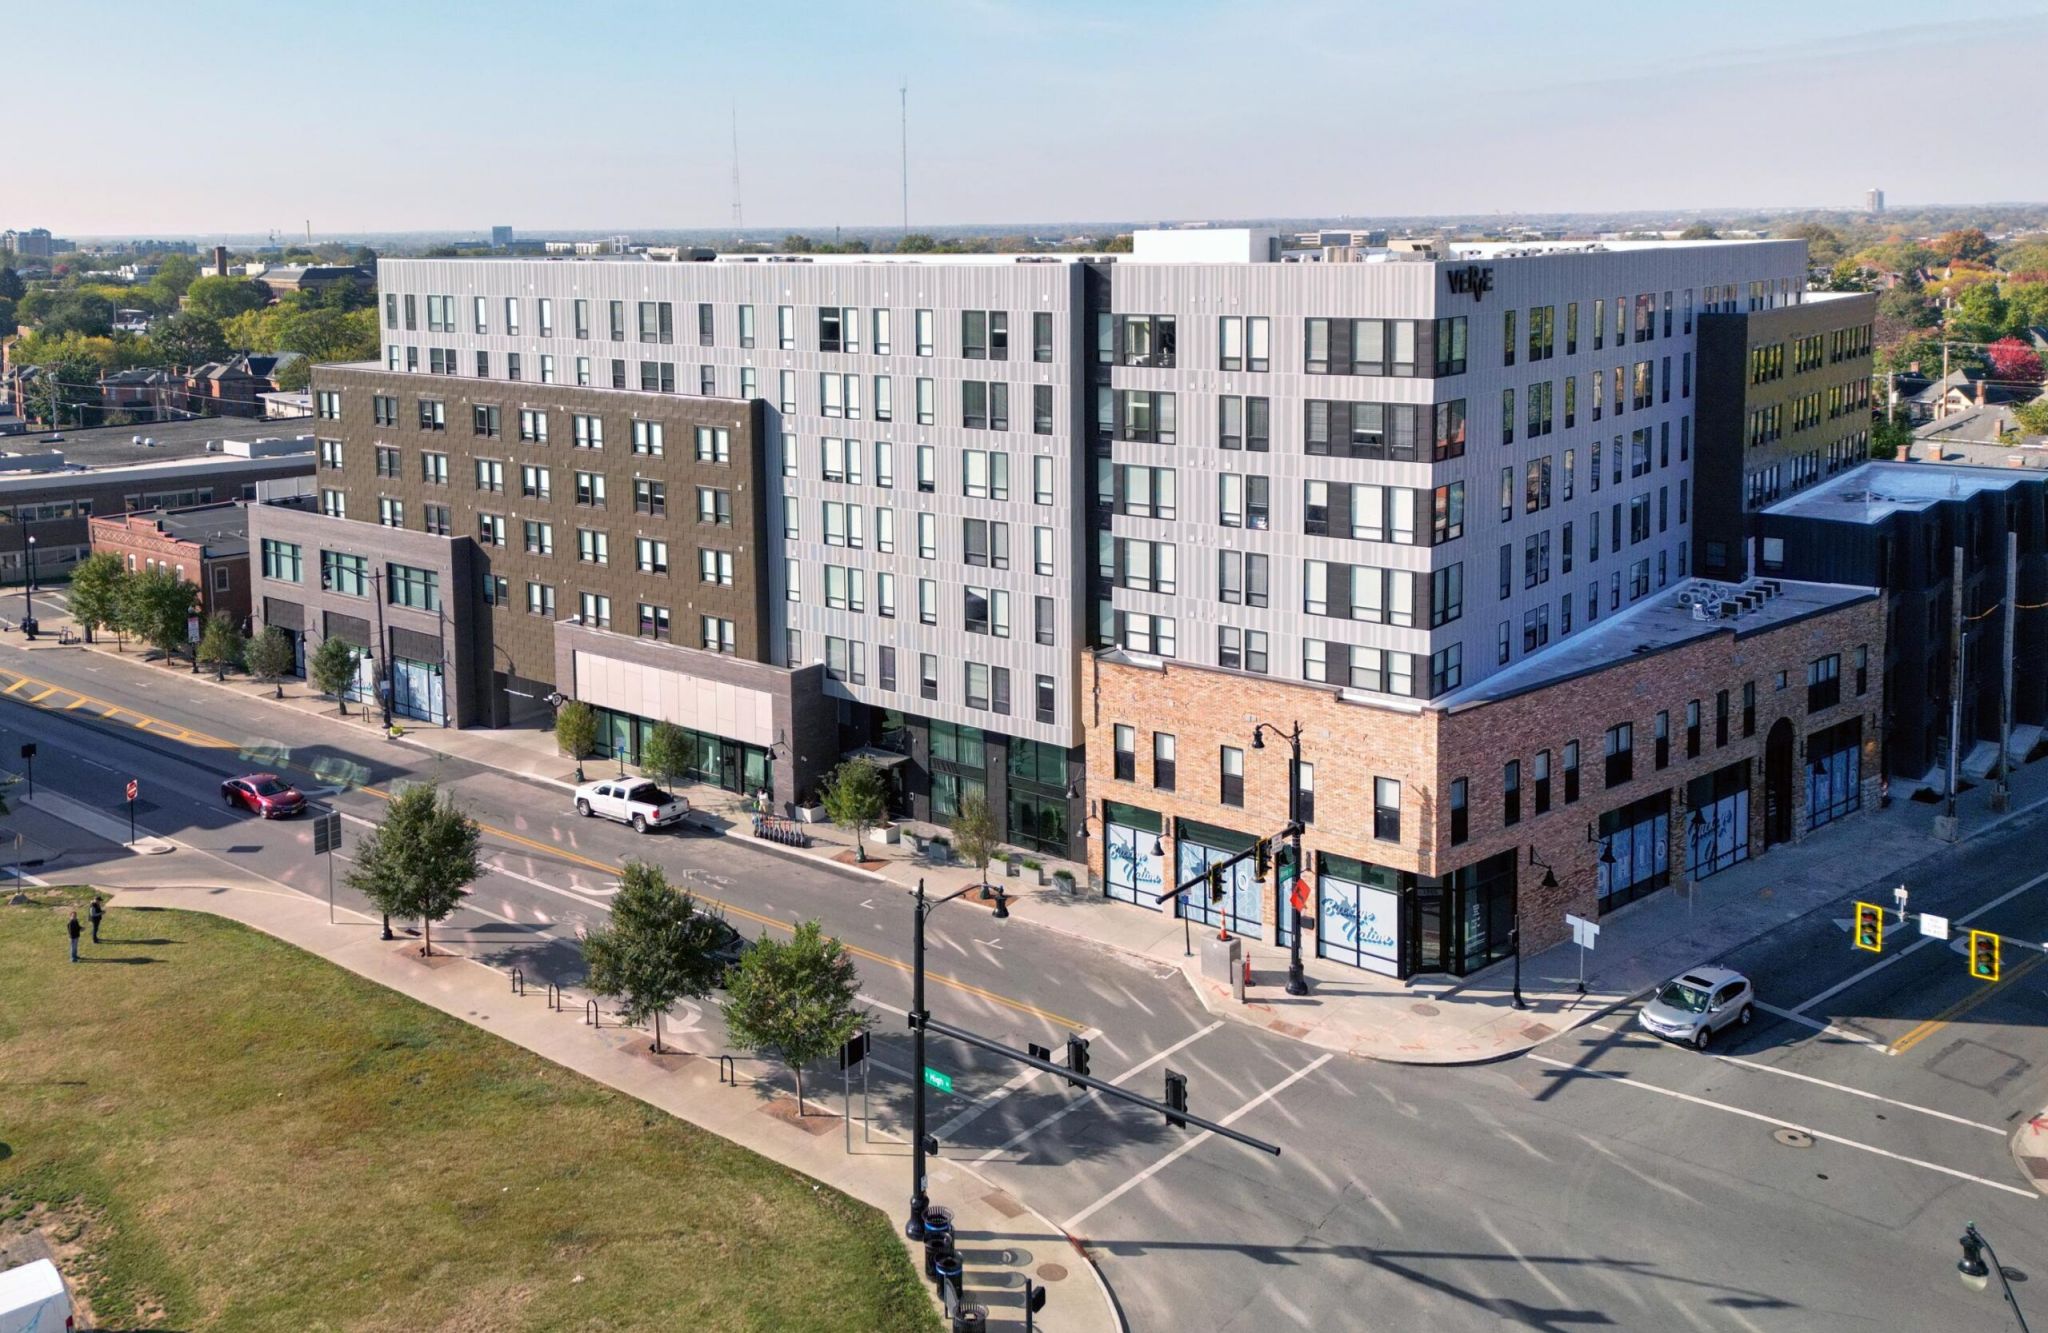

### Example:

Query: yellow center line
xmin=1891 ymin=951 xmax=2048 ymax=1055
xmin=2 ymin=668 xmax=1083 ymax=1032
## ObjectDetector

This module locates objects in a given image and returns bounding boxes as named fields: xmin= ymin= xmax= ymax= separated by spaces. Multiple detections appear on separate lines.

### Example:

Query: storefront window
xmin=1316 ymin=852 xmax=1400 ymax=976
xmin=1686 ymin=761 xmax=1750 ymax=880
xmin=1807 ymin=719 xmax=1862 ymax=830
xmin=1175 ymin=819 xmax=1261 ymax=936
xmin=1103 ymin=802 xmax=1165 ymax=909
xmin=1598 ymin=791 xmax=1670 ymax=911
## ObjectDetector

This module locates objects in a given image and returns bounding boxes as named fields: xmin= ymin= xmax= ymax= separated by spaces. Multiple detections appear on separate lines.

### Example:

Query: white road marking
xmin=1707 ymin=1050 xmax=2004 ymax=1134
xmin=1061 ymin=1053 xmax=1332 ymax=1232
xmin=1477 ymin=1210 xmax=1570 ymax=1308
xmin=858 ymin=993 xmax=909 ymax=1018
xmin=484 ymin=858 xmax=616 ymax=900
xmin=974 ymin=1021 xmax=1226 ymax=1164
xmin=1525 ymin=1054 xmax=2036 ymax=1199
xmin=1789 ymin=868 xmax=2048 ymax=1015
xmin=1754 ymin=1001 xmax=1887 ymax=1052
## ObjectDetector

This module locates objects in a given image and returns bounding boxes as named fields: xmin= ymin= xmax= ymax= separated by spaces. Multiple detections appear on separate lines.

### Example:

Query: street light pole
xmin=21 ymin=532 xmax=34 ymax=628
xmin=1253 ymin=721 xmax=1310 ymax=996
xmin=907 ymin=875 xmax=1007 ymax=1241
xmin=1521 ymin=850 xmax=1559 ymax=1011
xmin=1958 ymin=1222 xmax=2032 ymax=1332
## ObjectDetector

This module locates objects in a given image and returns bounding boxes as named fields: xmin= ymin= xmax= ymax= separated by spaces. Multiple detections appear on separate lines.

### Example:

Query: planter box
xmin=796 ymin=805 xmax=827 ymax=824
xmin=1053 ymin=872 xmax=1077 ymax=897
xmin=1005 ymin=858 xmax=1021 ymax=879
xmin=926 ymin=844 xmax=952 ymax=865
xmin=869 ymin=824 xmax=901 ymax=846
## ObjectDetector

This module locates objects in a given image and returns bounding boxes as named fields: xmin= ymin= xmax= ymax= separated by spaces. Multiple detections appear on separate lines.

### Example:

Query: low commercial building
xmin=1086 ymin=573 xmax=1884 ymax=973
xmin=88 ymin=502 xmax=254 ymax=626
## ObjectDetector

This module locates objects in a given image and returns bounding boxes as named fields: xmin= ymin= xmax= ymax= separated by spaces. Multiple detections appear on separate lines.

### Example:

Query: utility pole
xmin=1996 ymin=529 xmax=2017 ymax=812
xmin=1941 ymin=543 xmax=1964 ymax=840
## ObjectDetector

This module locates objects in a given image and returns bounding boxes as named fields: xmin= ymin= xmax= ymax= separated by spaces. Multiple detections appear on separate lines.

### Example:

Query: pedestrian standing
xmin=88 ymin=896 xmax=104 ymax=944
xmin=66 ymin=909 xmax=81 ymax=964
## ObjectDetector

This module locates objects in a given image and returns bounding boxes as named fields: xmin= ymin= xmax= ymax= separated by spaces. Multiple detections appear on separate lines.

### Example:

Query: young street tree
xmin=555 ymin=700 xmax=597 ymax=779
xmin=582 ymin=860 xmax=727 ymax=1054
xmin=952 ymin=789 xmax=999 ymax=898
xmin=343 ymin=782 xmax=481 ymax=957
xmin=310 ymin=636 xmax=359 ymax=715
xmin=244 ymin=626 xmax=297 ymax=698
xmin=117 ymin=567 xmax=198 ymax=663
xmin=639 ymin=720 xmax=690 ymax=792
xmin=66 ymin=551 xmax=126 ymax=646
xmin=720 ymin=920 xmax=865 ymax=1115
xmin=196 ymin=612 xmax=245 ymax=679
xmin=821 ymin=758 xmax=888 ymax=862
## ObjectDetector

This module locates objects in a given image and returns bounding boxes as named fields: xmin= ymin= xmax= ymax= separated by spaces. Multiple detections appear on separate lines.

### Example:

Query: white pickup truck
xmin=573 ymin=778 xmax=689 ymax=833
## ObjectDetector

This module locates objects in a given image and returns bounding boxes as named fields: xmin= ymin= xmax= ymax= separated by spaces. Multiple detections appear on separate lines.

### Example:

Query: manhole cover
xmin=1410 ymin=1003 xmax=1441 ymax=1017
xmin=1774 ymin=1128 xmax=1814 ymax=1148
xmin=1035 ymin=1263 xmax=1068 ymax=1282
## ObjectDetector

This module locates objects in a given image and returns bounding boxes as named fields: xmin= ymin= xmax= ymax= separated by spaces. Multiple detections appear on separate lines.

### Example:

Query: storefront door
xmin=390 ymin=656 xmax=445 ymax=725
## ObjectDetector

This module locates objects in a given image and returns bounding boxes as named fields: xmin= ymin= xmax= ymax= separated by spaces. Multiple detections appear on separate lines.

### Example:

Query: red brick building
xmin=1084 ymin=576 xmax=1885 ymax=977
xmin=88 ymin=502 xmax=253 ymax=627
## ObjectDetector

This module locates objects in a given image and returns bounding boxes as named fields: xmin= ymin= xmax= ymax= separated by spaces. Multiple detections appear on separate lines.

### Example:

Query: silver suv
xmin=1638 ymin=966 xmax=1754 ymax=1049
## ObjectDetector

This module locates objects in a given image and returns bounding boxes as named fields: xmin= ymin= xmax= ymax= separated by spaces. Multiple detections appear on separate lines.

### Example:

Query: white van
xmin=0 ymin=1259 xmax=72 ymax=1333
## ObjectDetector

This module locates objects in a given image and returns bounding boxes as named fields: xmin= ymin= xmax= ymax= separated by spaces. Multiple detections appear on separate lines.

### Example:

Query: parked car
xmin=573 ymin=778 xmax=688 ymax=833
xmin=1638 ymin=966 xmax=1755 ymax=1049
xmin=220 ymin=773 xmax=306 ymax=818
xmin=707 ymin=915 xmax=754 ymax=985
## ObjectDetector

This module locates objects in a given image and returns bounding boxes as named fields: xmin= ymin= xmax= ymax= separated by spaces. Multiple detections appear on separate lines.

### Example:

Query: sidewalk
xmin=60 ymin=846 xmax=1119 ymax=1333
xmin=19 ymin=612 xmax=2048 ymax=1067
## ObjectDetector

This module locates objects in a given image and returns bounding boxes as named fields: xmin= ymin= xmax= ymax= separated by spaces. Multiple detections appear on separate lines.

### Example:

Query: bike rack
xmin=546 ymin=983 xmax=561 ymax=1011
xmin=585 ymin=998 xmax=600 ymax=1028
xmin=717 ymin=1054 xmax=737 ymax=1085
xmin=510 ymin=967 xmax=524 ymax=996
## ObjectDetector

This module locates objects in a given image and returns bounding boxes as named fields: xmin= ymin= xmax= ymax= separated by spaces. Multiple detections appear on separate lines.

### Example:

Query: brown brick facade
xmin=1084 ymin=589 xmax=1886 ymax=971
xmin=88 ymin=504 xmax=251 ymax=625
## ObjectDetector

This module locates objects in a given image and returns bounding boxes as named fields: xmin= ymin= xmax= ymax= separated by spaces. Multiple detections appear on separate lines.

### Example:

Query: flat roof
xmin=106 ymin=502 xmax=251 ymax=557
xmin=1763 ymin=460 xmax=2041 ymax=523
xmin=1439 ymin=576 xmax=1876 ymax=709
xmin=0 ymin=416 xmax=308 ymax=470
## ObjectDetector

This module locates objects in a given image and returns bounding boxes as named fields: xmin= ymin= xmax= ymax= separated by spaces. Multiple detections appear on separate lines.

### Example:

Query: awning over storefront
xmin=844 ymin=745 xmax=912 ymax=769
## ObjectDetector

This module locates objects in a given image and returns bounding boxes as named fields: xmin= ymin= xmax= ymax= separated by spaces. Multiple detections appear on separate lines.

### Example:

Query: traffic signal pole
xmin=1253 ymin=720 xmax=1312 ymax=996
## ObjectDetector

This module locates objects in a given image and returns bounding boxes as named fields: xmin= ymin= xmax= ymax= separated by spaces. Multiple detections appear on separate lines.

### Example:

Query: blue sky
xmin=17 ymin=0 xmax=2047 ymax=236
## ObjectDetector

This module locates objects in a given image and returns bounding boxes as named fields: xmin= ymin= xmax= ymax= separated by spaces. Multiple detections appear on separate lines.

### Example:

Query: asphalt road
xmin=7 ymin=639 xmax=2048 ymax=1331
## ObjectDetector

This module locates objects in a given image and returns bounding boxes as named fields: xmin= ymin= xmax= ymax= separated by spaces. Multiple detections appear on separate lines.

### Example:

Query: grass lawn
xmin=0 ymin=890 xmax=938 ymax=1331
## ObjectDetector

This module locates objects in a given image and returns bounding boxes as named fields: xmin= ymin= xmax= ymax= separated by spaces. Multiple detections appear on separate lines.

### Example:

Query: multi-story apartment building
xmin=249 ymin=230 xmax=1889 ymax=975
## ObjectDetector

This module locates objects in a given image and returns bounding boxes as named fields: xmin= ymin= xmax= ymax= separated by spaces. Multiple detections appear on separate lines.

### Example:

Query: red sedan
xmin=220 ymin=773 xmax=306 ymax=818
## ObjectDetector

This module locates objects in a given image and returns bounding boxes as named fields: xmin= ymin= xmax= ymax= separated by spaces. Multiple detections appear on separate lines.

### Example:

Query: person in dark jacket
xmin=66 ymin=909 xmax=81 ymax=963
xmin=88 ymin=896 xmax=105 ymax=943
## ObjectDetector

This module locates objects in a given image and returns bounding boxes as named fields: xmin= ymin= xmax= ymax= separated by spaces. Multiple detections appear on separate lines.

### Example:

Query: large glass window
xmin=1807 ymin=719 xmax=1863 ymax=830
xmin=1103 ymin=802 xmax=1165 ymax=910
xmin=1597 ymin=792 xmax=1670 ymax=911
xmin=1686 ymin=761 xmax=1751 ymax=880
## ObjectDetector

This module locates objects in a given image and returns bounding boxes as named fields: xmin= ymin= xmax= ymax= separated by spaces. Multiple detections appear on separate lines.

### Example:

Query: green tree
xmin=147 ymin=310 xmax=228 ymax=365
xmin=1678 ymin=223 xmax=1720 ymax=240
xmin=640 ymin=720 xmax=691 ymax=791
xmin=583 ymin=861 xmax=727 ymax=1053
xmin=720 ymin=920 xmax=865 ymax=1114
xmin=0 ymin=296 xmax=14 ymax=337
xmin=148 ymin=253 xmax=200 ymax=302
xmin=952 ymin=789 xmax=999 ymax=898
xmin=245 ymin=625 xmax=297 ymax=698
xmin=271 ymin=357 xmax=311 ymax=392
xmin=821 ymin=758 xmax=888 ymax=862
xmin=196 ymin=611 xmax=245 ymax=679
xmin=0 ymin=267 xmax=23 ymax=301
xmin=182 ymin=275 xmax=268 ymax=323
xmin=29 ymin=290 xmax=114 ymax=338
xmin=556 ymin=699 xmax=597 ymax=776
xmin=310 ymin=635 xmax=360 ymax=715
xmin=894 ymin=233 xmax=939 ymax=253
xmin=1784 ymin=223 xmax=1844 ymax=268
xmin=1952 ymin=283 xmax=2014 ymax=344
xmin=1873 ymin=411 xmax=1915 ymax=460
xmin=344 ymin=782 xmax=481 ymax=956
xmin=2015 ymin=399 xmax=2048 ymax=437
xmin=65 ymin=551 xmax=126 ymax=646
xmin=117 ymin=566 xmax=198 ymax=662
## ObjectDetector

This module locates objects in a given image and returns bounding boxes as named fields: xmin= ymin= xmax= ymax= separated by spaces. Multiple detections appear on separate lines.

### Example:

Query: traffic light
xmin=1206 ymin=864 xmax=1225 ymax=902
xmin=1066 ymin=1035 xmax=1091 ymax=1087
xmin=1275 ymin=841 xmax=1298 ymax=887
xmin=1163 ymin=1069 xmax=1188 ymax=1128
xmin=1252 ymin=839 xmax=1272 ymax=883
xmin=1853 ymin=901 xmax=1883 ymax=952
xmin=1970 ymin=930 xmax=2001 ymax=982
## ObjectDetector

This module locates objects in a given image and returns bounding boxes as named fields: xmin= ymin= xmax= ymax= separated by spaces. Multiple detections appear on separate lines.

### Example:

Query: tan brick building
xmin=1084 ymin=575 xmax=1885 ymax=978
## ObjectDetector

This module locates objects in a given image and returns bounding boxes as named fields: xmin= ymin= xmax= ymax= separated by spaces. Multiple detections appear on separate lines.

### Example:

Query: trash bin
xmin=921 ymin=1205 xmax=956 ymax=1276
xmin=951 ymin=1304 xmax=988 ymax=1332
xmin=932 ymin=1253 xmax=963 ymax=1310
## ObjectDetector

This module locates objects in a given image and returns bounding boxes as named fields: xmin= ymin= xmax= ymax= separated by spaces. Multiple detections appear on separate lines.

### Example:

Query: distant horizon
xmin=13 ymin=0 xmax=2047 ymax=236
xmin=34 ymin=200 xmax=2048 ymax=250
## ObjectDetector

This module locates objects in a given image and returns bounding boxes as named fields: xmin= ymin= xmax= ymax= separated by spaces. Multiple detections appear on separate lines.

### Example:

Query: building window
xmin=638 ymin=603 xmax=671 ymax=640
xmin=579 ymin=591 xmax=610 ymax=629
xmin=1113 ymin=725 xmax=1135 ymax=782
xmin=1807 ymin=655 xmax=1841 ymax=712
xmin=319 ymin=439 xmax=343 ymax=470
xmin=386 ymin=563 xmax=439 ymax=611
xmin=1373 ymin=778 xmax=1401 ymax=843
xmin=1220 ymin=746 xmax=1244 ymax=807
xmin=1605 ymin=723 xmax=1633 ymax=786
xmin=260 ymin=539 xmax=302 ymax=583
xmin=700 ymin=616 xmax=736 ymax=654
xmin=1449 ymin=777 xmax=1469 ymax=845
xmin=1153 ymin=733 xmax=1176 ymax=791
xmin=1743 ymin=681 xmax=1757 ymax=737
xmin=1503 ymin=760 xmax=1521 ymax=826
xmin=527 ymin=582 xmax=555 ymax=617
xmin=1716 ymin=690 xmax=1731 ymax=746
xmin=1563 ymin=740 xmax=1580 ymax=803
xmin=523 ymin=520 xmax=552 ymax=555
xmin=1294 ymin=760 xmax=1316 ymax=824
xmin=637 ymin=537 xmax=672 ymax=575
xmin=1686 ymin=700 xmax=1702 ymax=758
